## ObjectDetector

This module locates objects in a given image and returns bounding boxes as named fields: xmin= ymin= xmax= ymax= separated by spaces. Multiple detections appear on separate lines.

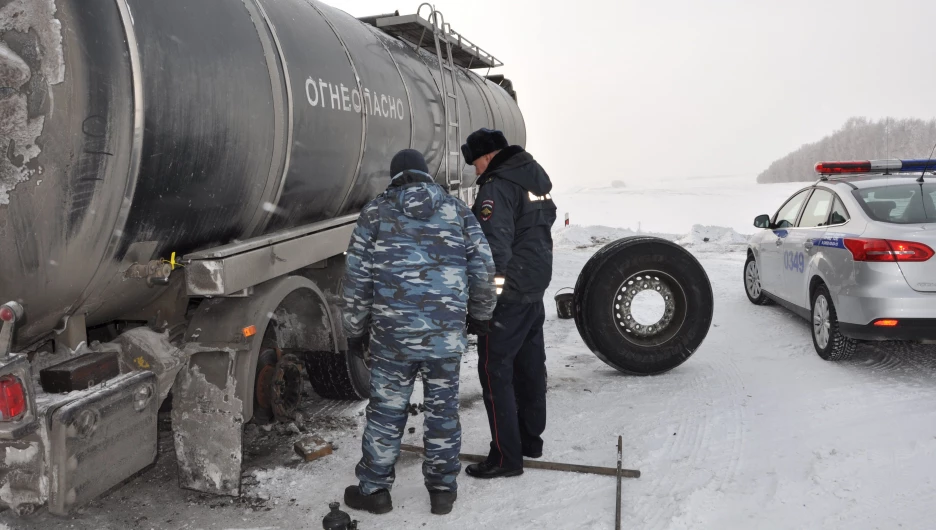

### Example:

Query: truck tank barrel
xmin=0 ymin=0 xmax=525 ymax=350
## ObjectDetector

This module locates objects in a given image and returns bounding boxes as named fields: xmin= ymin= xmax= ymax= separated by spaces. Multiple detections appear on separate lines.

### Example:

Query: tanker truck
xmin=0 ymin=0 xmax=714 ymax=517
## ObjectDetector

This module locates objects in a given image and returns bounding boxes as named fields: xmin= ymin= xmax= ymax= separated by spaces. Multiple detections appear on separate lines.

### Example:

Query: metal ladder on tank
xmin=418 ymin=4 xmax=463 ymax=196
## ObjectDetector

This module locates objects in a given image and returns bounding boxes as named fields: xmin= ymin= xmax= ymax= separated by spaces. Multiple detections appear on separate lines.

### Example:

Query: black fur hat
xmin=461 ymin=128 xmax=509 ymax=164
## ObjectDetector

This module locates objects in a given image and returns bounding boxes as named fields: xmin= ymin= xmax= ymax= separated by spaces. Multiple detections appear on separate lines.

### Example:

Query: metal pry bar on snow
xmin=399 ymin=444 xmax=641 ymax=478
xmin=615 ymin=435 xmax=623 ymax=530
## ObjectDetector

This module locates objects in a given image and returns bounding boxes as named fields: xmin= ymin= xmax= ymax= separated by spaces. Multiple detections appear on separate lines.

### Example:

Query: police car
xmin=745 ymin=159 xmax=936 ymax=360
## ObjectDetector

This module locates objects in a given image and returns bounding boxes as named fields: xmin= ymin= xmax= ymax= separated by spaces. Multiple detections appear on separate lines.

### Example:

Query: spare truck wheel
xmin=304 ymin=351 xmax=370 ymax=401
xmin=573 ymin=237 xmax=714 ymax=375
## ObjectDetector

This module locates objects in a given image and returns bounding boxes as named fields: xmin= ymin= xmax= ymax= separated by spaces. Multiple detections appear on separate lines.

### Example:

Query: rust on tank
xmin=0 ymin=0 xmax=65 ymax=205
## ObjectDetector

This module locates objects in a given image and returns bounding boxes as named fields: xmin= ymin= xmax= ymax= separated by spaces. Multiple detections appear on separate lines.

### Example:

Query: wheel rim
xmin=745 ymin=260 xmax=762 ymax=299
xmin=612 ymin=270 xmax=687 ymax=347
xmin=813 ymin=295 xmax=831 ymax=350
xmin=255 ymin=362 xmax=276 ymax=411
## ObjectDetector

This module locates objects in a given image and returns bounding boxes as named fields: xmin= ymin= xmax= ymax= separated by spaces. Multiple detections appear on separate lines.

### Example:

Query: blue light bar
xmin=894 ymin=159 xmax=936 ymax=173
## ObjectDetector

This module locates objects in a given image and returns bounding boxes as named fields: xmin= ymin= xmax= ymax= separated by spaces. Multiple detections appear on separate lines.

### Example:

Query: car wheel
xmin=811 ymin=284 xmax=857 ymax=361
xmin=744 ymin=254 xmax=772 ymax=305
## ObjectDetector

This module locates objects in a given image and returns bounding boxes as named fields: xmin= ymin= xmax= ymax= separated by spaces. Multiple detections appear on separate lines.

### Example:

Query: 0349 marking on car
xmin=784 ymin=251 xmax=805 ymax=273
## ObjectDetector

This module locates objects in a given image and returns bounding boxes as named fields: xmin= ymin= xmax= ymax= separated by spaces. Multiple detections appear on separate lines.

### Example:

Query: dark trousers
xmin=478 ymin=301 xmax=547 ymax=470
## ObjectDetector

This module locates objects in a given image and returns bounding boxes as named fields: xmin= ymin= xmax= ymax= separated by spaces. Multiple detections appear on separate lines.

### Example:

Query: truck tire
xmin=573 ymin=237 xmax=714 ymax=375
xmin=304 ymin=351 xmax=370 ymax=401
xmin=811 ymin=284 xmax=857 ymax=361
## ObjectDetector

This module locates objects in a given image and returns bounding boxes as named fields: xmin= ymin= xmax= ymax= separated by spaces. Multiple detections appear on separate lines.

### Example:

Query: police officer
xmin=461 ymin=129 xmax=557 ymax=479
xmin=342 ymin=149 xmax=497 ymax=516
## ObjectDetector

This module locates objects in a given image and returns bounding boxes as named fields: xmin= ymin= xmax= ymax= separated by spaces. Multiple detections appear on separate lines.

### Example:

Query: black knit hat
xmin=390 ymin=149 xmax=429 ymax=177
xmin=461 ymin=128 xmax=509 ymax=164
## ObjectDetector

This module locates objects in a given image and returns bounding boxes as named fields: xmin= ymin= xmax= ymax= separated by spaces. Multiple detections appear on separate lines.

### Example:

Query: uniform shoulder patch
xmin=479 ymin=199 xmax=494 ymax=221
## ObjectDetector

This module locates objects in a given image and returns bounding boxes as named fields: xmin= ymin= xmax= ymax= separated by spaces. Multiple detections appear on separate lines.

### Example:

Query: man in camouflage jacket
xmin=341 ymin=149 xmax=497 ymax=516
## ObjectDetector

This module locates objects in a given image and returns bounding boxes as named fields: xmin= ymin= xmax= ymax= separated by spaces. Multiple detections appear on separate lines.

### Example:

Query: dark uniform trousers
xmin=478 ymin=300 xmax=547 ymax=470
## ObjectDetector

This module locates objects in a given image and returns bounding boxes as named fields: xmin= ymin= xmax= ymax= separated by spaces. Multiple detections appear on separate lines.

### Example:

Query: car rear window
xmin=853 ymin=183 xmax=936 ymax=224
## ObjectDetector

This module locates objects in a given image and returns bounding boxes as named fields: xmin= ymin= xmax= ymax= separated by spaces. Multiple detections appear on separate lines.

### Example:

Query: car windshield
xmin=853 ymin=183 xmax=936 ymax=224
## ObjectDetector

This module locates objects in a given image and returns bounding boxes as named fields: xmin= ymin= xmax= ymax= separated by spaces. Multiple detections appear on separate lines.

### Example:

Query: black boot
xmin=429 ymin=491 xmax=457 ymax=515
xmin=523 ymin=450 xmax=543 ymax=459
xmin=465 ymin=461 xmax=523 ymax=479
xmin=344 ymin=485 xmax=392 ymax=515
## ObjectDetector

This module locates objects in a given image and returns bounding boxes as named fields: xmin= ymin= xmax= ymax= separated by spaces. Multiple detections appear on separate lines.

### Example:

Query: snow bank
xmin=553 ymin=225 xmax=640 ymax=249
xmin=676 ymin=224 xmax=750 ymax=253
xmin=554 ymin=224 xmax=748 ymax=253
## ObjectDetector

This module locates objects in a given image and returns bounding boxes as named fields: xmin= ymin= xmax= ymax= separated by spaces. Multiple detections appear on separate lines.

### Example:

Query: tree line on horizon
xmin=757 ymin=117 xmax=936 ymax=183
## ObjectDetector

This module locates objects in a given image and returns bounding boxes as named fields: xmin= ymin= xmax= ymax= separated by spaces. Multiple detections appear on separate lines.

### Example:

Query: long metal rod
xmin=400 ymin=444 xmax=641 ymax=478
xmin=615 ymin=435 xmax=623 ymax=530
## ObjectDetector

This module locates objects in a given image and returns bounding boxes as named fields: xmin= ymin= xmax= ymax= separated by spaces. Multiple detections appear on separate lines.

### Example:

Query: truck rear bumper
xmin=0 ymin=371 xmax=158 ymax=516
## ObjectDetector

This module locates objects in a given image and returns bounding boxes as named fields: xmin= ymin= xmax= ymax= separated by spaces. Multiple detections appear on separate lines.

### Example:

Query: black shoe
xmin=344 ymin=485 xmax=392 ymax=514
xmin=429 ymin=491 xmax=457 ymax=515
xmin=523 ymin=450 xmax=543 ymax=459
xmin=465 ymin=461 xmax=523 ymax=479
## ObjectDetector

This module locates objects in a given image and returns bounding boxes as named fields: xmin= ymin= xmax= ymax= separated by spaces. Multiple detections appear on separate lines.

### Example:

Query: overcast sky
xmin=327 ymin=0 xmax=936 ymax=188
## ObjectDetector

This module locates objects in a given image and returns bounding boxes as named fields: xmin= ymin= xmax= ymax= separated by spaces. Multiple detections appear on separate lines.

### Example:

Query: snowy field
xmin=559 ymin=175 xmax=805 ymax=236
xmin=5 ymin=177 xmax=936 ymax=530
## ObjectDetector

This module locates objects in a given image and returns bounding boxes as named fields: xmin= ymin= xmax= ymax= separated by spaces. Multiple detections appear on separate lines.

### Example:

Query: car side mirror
xmin=754 ymin=214 xmax=772 ymax=229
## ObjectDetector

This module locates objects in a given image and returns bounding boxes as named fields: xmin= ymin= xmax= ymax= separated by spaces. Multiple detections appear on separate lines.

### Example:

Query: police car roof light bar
xmin=815 ymin=159 xmax=936 ymax=176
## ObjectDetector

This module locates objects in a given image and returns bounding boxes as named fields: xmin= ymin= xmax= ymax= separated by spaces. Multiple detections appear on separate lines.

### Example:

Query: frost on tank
xmin=0 ymin=0 xmax=65 ymax=205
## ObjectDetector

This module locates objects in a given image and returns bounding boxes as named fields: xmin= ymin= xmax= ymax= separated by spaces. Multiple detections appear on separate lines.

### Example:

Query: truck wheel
xmin=744 ymin=254 xmax=773 ymax=305
xmin=574 ymin=237 xmax=714 ymax=375
xmin=252 ymin=348 xmax=279 ymax=425
xmin=304 ymin=351 xmax=369 ymax=401
xmin=811 ymin=284 xmax=857 ymax=361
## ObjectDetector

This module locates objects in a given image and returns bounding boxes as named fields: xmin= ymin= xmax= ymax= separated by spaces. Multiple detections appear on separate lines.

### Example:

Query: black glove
xmin=467 ymin=315 xmax=491 ymax=336
xmin=347 ymin=334 xmax=369 ymax=359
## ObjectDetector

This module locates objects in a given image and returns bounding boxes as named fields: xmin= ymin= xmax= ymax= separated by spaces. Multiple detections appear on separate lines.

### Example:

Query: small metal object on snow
xmin=554 ymin=288 xmax=575 ymax=320
xmin=295 ymin=434 xmax=334 ymax=462
xmin=322 ymin=502 xmax=356 ymax=529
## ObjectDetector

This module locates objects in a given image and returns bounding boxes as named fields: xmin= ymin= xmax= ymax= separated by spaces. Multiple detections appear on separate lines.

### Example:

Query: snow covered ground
xmin=6 ymin=178 xmax=936 ymax=530
xmin=559 ymin=175 xmax=805 ymax=236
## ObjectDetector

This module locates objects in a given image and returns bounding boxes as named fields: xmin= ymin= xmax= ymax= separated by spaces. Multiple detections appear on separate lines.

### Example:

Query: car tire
xmin=743 ymin=254 xmax=773 ymax=305
xmin=573 ymin=237 xmax=714 ymax=375
xmin=811 ymin=284 xmax=857 ymax=361
xmin=304 ymin=350 xmax=370 ymax=401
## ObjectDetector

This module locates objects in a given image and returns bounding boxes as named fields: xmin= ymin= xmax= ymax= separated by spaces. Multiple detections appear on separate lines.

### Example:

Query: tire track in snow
xmin=632 ymin=345 xmax=747 ymax=530
xmin=640 ymin=256 xmax=748 ymax=529
xmin=853 ymin=341 xmax=936 ymax=388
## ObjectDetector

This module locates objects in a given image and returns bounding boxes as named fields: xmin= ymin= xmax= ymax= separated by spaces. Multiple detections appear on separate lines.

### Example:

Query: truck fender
xmin=183 ymin=275 xmax=336 ymax=422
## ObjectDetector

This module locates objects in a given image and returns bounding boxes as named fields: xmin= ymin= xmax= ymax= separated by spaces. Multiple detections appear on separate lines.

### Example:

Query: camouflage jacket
xmin=342 ymin=171 xmax=497 ymax=361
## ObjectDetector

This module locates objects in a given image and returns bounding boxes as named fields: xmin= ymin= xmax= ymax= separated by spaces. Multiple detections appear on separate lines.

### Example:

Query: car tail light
xmin=0 ymin=376 xmax=27 ymax=421
xmin=843 ymin=239 xmax=934 ymax=262
xmin=874 ymin=319 xmax=899 ymax=327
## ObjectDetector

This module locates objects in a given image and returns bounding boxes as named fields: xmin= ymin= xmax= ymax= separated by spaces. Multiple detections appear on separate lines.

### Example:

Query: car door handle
xmin=775 ymin=238 xmax=784 ymax=247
